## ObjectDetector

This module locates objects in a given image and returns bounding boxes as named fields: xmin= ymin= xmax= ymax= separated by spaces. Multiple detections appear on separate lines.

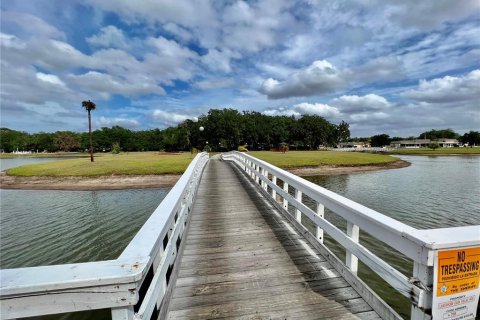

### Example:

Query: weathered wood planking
xmin=164 ymin=158 xmax=380 ymax=319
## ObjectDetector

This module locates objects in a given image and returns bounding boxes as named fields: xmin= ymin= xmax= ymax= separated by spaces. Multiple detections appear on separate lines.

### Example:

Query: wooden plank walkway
xmin=165 ymin=158 xmax=381 ymax=319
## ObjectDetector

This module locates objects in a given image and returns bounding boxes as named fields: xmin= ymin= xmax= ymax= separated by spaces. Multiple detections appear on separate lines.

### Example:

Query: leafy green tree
xmin=297 ymin=115 xmax=333 ymax=149
xmin=418 ymin=129 xmax=459 ymax=140
xmin=460 ymin=131 xmax=480 ymax=147
xmin=81 ymin=100 xmax=96 ymax=162
xmin=370 ymin=134 xmax=391 ymax=147
xmin=54 ymin=131 xmax=81 ymax=151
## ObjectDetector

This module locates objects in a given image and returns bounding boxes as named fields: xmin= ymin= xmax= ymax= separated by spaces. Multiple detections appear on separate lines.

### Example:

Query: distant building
xmin=437 ymin=139 xmax=459 ymax=147
xmin=390 ymin=139 xmax=430 ymax=148
xmin=390 ymin=139 xmax=460 ymax=148
xmin=338 ymin=141 xmax=370 ymax=148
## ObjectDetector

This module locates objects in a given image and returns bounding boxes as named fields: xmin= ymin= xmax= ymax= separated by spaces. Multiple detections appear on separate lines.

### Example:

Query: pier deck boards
xmin=165 ymin=158 xmax=380 ymax=319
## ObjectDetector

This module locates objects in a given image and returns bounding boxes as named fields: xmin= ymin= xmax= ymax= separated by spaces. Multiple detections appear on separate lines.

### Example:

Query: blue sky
xmin=1 ymin=0 xmax=479 ymax=137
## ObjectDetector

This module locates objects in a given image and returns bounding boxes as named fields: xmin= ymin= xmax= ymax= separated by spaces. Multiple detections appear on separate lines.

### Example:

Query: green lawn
xmin=386 ymin=147 xmax=480 ymax=155
xmin=249 ymin=151 xmax=399 ymax=168
xmin=6 ymin=152 xmax=194 ymax=176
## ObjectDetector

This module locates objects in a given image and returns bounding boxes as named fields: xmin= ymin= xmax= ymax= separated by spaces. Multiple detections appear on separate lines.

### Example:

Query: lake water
xmin=302 ymin=155 xmax=480 ymax=318
xmin=0 ymin=155 xmax=479 ymax=319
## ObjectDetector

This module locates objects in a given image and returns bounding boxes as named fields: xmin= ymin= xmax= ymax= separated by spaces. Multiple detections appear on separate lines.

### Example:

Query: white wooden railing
xmin=0 ymin=152 xmax=209 ymax=320
xmin=223 ymin=151 xmax=480 ymax=320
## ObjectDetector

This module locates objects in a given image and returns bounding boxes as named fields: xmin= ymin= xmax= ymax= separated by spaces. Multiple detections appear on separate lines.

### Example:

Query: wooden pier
xmin=164 ymin=158 xmax=380 ymax=319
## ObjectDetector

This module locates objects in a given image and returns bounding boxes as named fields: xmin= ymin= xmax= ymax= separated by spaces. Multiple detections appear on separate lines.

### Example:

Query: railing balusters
xmin=346 ymin=222 xmax=359 ymax=274
xmin=295 ymin=189 xmax=302 ymax=223
xmin=283 ymin=182 xmax=289 ymax=210
xmin=271 ymin=175 xmax=277 ymax=201
xmin=111 ymin=305 xmax=134 ymax=320
xmin=315 ymin=202 xmax=324 ymax=243
xmin=263 ymin=170 xmax=268 ymax=191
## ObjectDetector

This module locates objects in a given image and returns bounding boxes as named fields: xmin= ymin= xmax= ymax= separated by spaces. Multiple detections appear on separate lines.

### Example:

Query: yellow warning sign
xmin=436 ymin=247 xmax=480 ymax=297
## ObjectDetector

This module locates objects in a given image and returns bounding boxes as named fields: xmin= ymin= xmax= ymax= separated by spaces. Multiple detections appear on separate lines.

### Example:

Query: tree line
xmin=367 ymin=129 xmax=480 ymax=147
xmin=0 ymin=108 xmax=350 ymax=153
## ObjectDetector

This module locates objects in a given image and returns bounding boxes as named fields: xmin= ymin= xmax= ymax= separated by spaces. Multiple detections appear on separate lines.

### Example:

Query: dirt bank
xmin=286 ymin=160 xmax=410 ymax=176
xmin=0 ymin=172 xmax=180 ymax=190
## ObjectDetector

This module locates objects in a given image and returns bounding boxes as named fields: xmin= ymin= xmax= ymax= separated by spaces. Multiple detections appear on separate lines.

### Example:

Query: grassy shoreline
xmin=5 ymin=152 xmax=194 ymax=176
xmin=386 ymin=147 xmax=480 ymax=155
xmin=3 ymin=150 xmax=401 ymax=177
xmin=249 ymin=151 xmax=399 ymax=168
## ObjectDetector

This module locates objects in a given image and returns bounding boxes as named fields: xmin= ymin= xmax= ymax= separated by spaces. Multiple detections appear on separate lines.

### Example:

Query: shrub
xmin=112 ymin=142 xmax=121 ymax=154
xmin=238 ymin=146 xmax=249 ymax=152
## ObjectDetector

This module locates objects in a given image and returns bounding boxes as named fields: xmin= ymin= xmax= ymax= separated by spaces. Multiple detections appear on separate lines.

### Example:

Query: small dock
xmin=165 ymin=159 xmax=380 ymax=319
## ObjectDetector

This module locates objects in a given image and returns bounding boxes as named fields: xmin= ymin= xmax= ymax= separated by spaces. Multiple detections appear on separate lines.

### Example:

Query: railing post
xmin=260 ymin=168 xmax=265 ymax=190
xmin=295 ymin=189 xmax=302 ymax=223
xmin=346 ymin=222 xmax=359 ymax=274
xmin=315 ymin=202 xmax=324 ymax=243
xmin=283 ymin=182 xmax=289 ymax=210
xmin=271 ymin=175 xmax=277 ymax=201
xmin=111 ymin=306 xmax=134 ymax=320
xmin=411 ymin=261 xmax=433 ymax=320
xmin=255 ymin=164 xmax=260 ymax=184
xmin=263 ymin=170 xmax=268 ymax=191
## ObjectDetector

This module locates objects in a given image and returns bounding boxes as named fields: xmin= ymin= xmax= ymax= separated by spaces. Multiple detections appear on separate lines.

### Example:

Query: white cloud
xmin=97 ymin=116 xmax=140 ymax=129
xmin=201 ymin=49 xmax=240 ymax=73
xmin=152 ymin=109 xmax=198 ymax=127
xmin=352 ymin=56 xmax=406 ymax=82
xmin=86 ymin=25 xmax=128 ymax=49
xmin=330 ymin=94 xmax=392 ymax=113
xmin=403 ymin=69 xmax=480 ymax=103
xmin=1 ymin=11 xmax=65 ymax=39
xmin=194 ymin=78 xmax=234 ymax=90
xmin=264 ymin=102 xmax=340 ymax=118
xmin=259 ymin=60 xmax=347 ymax=99
xmin=36 ymin=73 xmax=66 ymax=87
xmin=163 ymin=23 xmax=192 ymax=42
xmin=66 ymin=71 xmax=165 ymax=98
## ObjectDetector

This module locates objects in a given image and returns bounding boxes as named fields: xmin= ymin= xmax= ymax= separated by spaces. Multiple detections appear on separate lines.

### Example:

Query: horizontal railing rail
xmin=0 ymin=152 xmax=209 ymax=320
xmin=223 ymin=151 xmax=480 ymax=320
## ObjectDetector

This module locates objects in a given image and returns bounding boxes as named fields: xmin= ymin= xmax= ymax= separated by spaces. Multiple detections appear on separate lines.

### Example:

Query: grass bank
xmin=6 ymin=152 xmax=194 ymax=176
xmin=249 ymin=151 xmax=399 ymax=168
xmin=0 ymin=152 xmax=89 ymax=159
xmin=386 ymin=147 xmax=480 ymax=155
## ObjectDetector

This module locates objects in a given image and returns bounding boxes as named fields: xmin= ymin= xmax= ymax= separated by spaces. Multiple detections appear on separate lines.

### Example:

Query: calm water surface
xmin=1 ymin=156 xmax=479 ymax=319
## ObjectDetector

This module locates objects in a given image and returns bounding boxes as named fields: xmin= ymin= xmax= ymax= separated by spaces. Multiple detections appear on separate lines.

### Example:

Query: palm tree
xmin=81 ymin=100 xmax=96 ymax=162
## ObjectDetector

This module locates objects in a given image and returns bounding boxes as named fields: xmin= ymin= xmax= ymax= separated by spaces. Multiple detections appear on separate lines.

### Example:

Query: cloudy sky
xmin=1 ymin=0 xmax=479 ymax=137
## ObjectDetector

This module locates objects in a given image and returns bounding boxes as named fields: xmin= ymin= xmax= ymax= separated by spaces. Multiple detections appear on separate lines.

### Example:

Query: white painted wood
xmin=229 ymin=152 xmax=477 ymax=265
xmin=112 ymin=306 xmax=134 ymax=320
xmin=315 ymin=202 xmax=324 ymax=243
xmin=2 ymin=283 xmax=138 ymax=319
xmin=411 ymin=262 xmax=433 ymax=320
xmin=346 ymin=222 xmax=359 ymax=274
xmin=0 ymin=152 xmax=210 ymax=319
xmin=295 ymin=189 xmax=302 ymax=223
xmin=283 ymin=182 xmax=289 ymax=210
xmin=271 ymin=175 xmax=277 ymax=200
xmin=263 ymin=170 xmax=268 ymax=191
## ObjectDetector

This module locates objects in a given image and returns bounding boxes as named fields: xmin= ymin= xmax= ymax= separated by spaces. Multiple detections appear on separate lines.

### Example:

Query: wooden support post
xmin=283 ymin=182 xmax=289 ymax=210
xmin=255 ymin=165 xmax=260 ymax=184
xmin=346 ymin=222 xmax=359 ymax=274
xmin=111 ymin=306 xmax=134 ymax=320
xmin=260 ymin=168 xmax=265 ymax=189
xmin=271 ymin=175 xmax=277 ymax=201
xmin=295 ymin=189 xmax=302 ymax=223
xmin=411 ymin=261 xmax=433 ymax=320
xmin=315 ymin=202 xmax=324 ymax=243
